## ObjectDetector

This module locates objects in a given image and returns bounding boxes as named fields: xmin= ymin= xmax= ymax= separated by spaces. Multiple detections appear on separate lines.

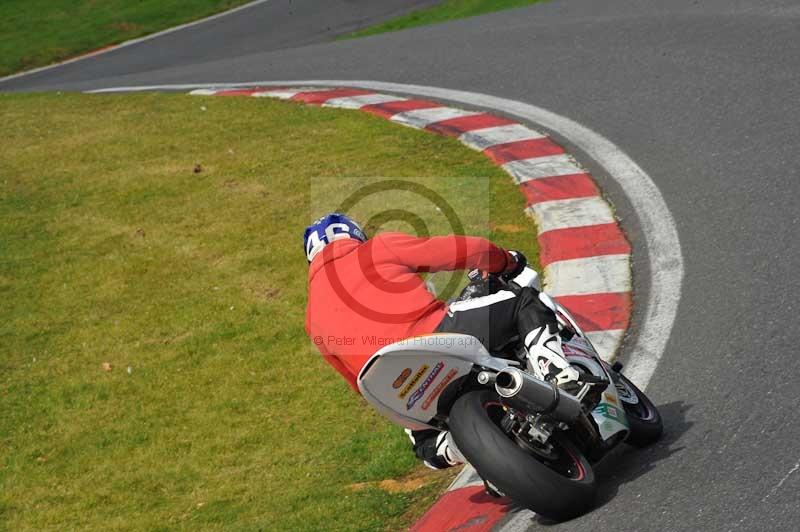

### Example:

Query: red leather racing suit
xmin=305 ymin=232 xmax=513 ymax=391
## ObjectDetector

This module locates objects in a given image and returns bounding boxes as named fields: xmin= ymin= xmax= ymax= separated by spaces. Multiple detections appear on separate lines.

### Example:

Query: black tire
xmin=613 ymin=372 xmax=663 ymax=447
xmin=448 ymin=389 xmax=596 ymax=521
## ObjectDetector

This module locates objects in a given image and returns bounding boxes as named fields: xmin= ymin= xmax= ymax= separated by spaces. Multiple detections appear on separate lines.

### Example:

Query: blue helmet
xmin=303 ymin=213 xmax=367 ymax=263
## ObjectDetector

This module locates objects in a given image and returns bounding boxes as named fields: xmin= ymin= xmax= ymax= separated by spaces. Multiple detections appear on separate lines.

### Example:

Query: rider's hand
xmin=462 ymin=268 xmax=502 ymax=298
xmin=471 ymin=250 xmax=526 ymax=281
xmin=471 ymin=269 xmax=492 ymax=281
xmin=467 ymin=268 xmax=484 ymax=281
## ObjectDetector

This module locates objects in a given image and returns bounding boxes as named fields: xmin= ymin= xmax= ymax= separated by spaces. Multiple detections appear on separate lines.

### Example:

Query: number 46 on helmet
xmin=303 ymin=213 xmax=367 ymax=263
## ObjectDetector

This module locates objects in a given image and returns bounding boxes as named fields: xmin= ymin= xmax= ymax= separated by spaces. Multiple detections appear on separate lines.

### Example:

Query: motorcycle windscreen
xmin=357 ymin=334 xmax=504 ymax=430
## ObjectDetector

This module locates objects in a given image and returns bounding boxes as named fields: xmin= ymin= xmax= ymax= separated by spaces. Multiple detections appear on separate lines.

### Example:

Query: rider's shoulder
xmin=372 ymin=231 xmax=417 ymax=243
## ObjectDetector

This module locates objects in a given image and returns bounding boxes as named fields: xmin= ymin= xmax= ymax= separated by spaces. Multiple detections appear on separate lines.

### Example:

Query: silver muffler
xmin=494 ymin=367 xmax=582 ymax=422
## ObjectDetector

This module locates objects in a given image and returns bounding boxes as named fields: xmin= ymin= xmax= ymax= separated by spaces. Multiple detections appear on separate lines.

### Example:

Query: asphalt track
xmin=4 ymin=1 xmax=800 ymax=530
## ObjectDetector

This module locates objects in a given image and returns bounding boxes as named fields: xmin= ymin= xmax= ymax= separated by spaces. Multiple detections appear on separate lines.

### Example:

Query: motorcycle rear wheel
xmin=448 ymin=389 xmax=596 ymax=521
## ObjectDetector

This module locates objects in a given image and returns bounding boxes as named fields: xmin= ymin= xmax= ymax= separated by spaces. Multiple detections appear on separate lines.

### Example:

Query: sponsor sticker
xmin=406 ymin=361 xmax=445 ymax=410
xmin=594 ymin=403 xmax=617 ymax=420
xmin=398 ymin=364 xmax=428 ymax=399
xmin=392 ymin=368 xmax=412 ymax=389
xmin=421 ymin=368 xmax=459 ymax=411
xmin=594 ymin=403 xmax=629 ymax=427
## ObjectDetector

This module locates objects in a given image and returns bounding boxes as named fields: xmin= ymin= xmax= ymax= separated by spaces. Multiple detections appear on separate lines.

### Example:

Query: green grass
xmin=0 ymin=1 xmax=253 ymax=76
xmin=0 ymin=92 xmax=540 ymax=531
xmin=342 ymin=0 xmax=546 ymax=40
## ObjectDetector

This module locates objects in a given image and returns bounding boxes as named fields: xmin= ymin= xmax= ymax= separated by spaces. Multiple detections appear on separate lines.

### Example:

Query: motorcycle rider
xmin=304 ymin=213 xmax=580 ymax=470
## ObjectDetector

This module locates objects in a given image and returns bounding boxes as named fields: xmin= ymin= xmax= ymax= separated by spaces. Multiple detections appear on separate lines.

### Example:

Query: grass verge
xmin=0 ymin=92 xmax=539 ymax=530
xmin=0 ymin=1 xmax=253 ymax=76
xmin=341 ymin=0 xmax=545 ymax=40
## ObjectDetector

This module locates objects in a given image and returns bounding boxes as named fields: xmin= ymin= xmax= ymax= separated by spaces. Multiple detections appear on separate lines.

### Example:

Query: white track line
xmin=89 ymin=79 xmax=684 ymax=393
xmin=0 ymin=0 xmax=274 ymax=84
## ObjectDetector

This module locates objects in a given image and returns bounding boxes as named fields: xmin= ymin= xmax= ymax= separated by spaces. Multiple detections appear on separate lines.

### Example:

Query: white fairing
xmin=358 ymin=334 xmax=507 ymax=430
xmin=562 ymin=335 xmax=630 ymax=441
xmin=511 ymin=266 xmax=542 ymax=291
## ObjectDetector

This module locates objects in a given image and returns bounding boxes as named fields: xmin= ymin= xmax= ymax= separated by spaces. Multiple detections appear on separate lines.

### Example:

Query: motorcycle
xmin=357 ymin=266 xmax=662 ymax=520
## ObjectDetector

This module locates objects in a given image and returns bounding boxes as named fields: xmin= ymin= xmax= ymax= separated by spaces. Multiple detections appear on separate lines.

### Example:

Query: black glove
xmin=501 ymin=250 xmax=527 ymax=280
xmin=455 ymin=269 xmax=503 ymax=301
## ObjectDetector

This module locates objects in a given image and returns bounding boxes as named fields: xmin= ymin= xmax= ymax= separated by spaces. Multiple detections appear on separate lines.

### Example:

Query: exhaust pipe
xmin=494 ymin=367 xmax=582 ymax=422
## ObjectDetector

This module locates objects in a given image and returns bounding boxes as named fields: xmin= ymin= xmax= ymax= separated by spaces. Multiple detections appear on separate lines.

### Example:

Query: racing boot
xmin=524 ymin=323 xmax=581 ymax=394
xmin=406 ymin=429 xmax=465 ymax=470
